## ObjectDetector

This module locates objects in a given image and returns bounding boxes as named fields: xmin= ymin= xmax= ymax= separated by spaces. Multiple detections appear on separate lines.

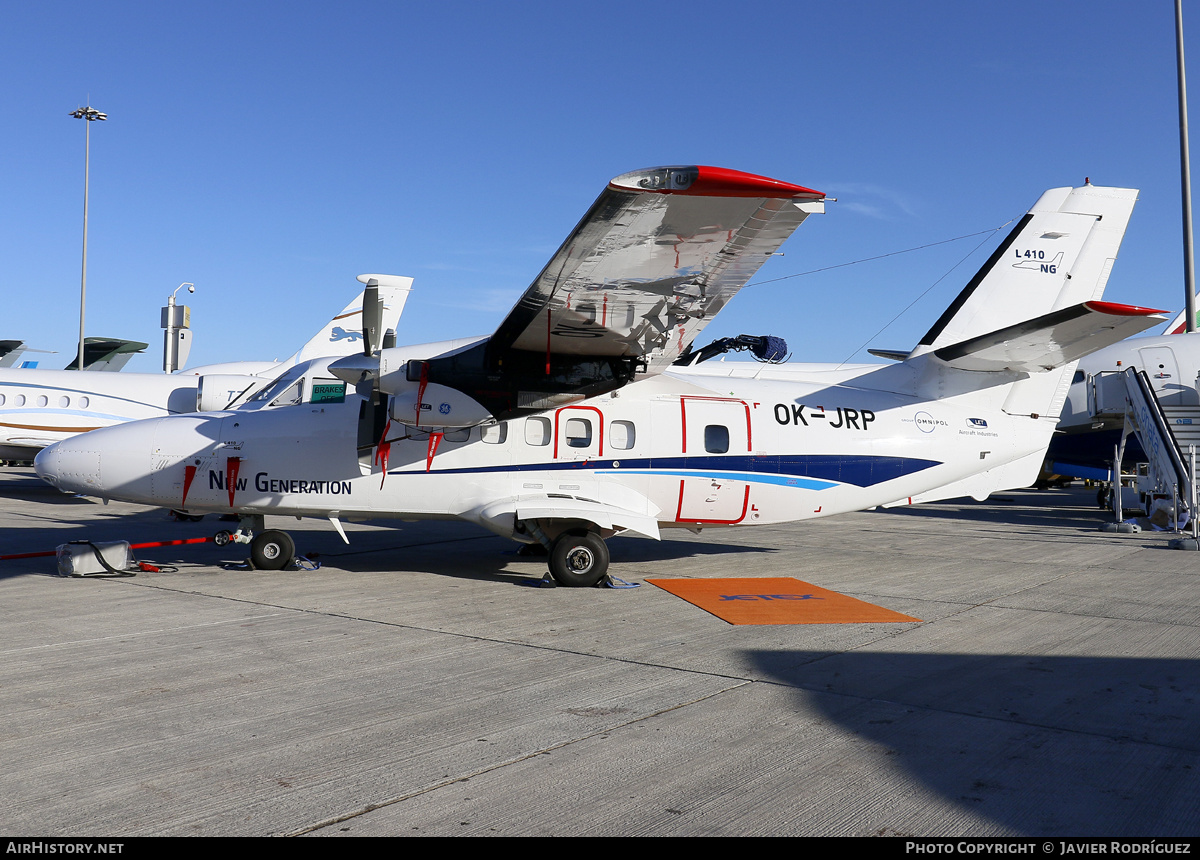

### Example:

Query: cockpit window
xmin=246 ymin=366 xmax=307 ymax=406
xmin=270 ymin=380 xmax=304 ymax=407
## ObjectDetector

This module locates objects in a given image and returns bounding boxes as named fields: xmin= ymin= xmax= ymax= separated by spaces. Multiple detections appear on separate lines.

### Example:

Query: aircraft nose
xmin=35 ymin=438 xmax=104 ymax=494
xmin=35 ymin=440 xmax=103 ymax=494
xmin=34 ymin=419 xmax=165 ymax=499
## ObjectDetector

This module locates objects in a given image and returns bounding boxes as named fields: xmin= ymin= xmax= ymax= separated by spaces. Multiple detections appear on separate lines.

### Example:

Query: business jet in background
xmin=0 ymin=275 xmax=411 ymax=462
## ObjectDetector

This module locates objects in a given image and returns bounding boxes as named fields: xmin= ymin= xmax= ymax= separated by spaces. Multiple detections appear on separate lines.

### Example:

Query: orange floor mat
xmin=647 ymin=577 xmax=921 ymax=625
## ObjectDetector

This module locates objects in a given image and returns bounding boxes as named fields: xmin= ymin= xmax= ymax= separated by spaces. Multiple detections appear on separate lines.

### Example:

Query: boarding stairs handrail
xmin=1120 ymin=367 xmax=1194 ymax=505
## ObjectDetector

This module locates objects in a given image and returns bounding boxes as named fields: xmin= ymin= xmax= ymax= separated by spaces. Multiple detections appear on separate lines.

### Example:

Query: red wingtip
xmin=610 ymin=166 xmax=823 ymax=199
xmin=690 ymin=166 xmax=823 ymax=199
xmin=1084 ymin=300 xmax=1169 ymax=316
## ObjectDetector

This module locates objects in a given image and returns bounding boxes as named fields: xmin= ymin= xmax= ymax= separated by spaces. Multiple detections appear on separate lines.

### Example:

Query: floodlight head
xmin=70 ymin=106 xmax=107 ymax=121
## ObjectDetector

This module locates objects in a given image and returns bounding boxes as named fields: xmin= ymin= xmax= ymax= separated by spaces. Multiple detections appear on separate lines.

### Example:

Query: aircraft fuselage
xmin=36 ymin=359 xmax=1048 ymax=536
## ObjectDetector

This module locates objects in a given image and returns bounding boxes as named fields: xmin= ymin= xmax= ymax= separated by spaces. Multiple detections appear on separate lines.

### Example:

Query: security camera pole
xmin=162 ymin=282 xmax=194 ymax=373
xmin=70 ymin=104 xmax=107 ymax=371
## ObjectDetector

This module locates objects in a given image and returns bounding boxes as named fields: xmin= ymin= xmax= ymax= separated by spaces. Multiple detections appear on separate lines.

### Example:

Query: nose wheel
xmin=548 ymin=532 xmax=610 ymax=587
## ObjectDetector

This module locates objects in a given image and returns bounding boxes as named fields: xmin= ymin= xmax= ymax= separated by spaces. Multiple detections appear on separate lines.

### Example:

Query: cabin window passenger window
xmin=79 ymin=396 xmax=89 ymax=408
xmin=705 ymin=424 xmax=729 ymax=454
xmin=0 ymin=394 xmax=5 ymax=406
xmin=14 ymin=395 xmax=24 ymax=407
xmin=59 ymin=396 xmax=70 ymax=408
xmin=481 ymin=423 xmax=507 ymax=444
xmin=526 ymin=417 xmax=551 ymax=446
xmin=444 ymin=428 xmax=470 ymax=443
xmin=565 ymin=417 xmax=592 ymax=448
xmin=36 ymin=395 xmax=48 ymax=407
xmin=610 ymin=420 xmax=635 ymax=450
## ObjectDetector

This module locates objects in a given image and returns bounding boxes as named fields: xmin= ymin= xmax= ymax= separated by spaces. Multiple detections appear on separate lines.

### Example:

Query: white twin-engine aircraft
xmin=35 ymin=166 xmax=1166 ymax=585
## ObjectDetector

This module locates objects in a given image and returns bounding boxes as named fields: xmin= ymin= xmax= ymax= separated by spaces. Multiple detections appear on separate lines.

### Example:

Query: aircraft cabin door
xmin=676 ymin=396 xmax=753 ymax=524
xmin=1138 ymin=346 xmax=1193 ymax=406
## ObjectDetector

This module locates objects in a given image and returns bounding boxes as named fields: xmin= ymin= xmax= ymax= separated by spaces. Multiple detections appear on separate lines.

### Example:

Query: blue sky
xmin=1 ymin=1 xmax=1195 ymax=372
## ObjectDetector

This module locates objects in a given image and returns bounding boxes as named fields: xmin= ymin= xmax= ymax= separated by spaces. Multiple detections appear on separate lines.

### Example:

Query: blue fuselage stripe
xmin=415 ymin=454 xmax=941 ymax=488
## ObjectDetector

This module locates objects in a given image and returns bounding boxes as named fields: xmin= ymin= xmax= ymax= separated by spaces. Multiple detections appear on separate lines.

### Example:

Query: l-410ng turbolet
xmin=36 ymin=166 xmax=1165 ymax=585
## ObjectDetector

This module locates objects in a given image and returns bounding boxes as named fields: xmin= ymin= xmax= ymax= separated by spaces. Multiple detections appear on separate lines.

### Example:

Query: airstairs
xmin=1092 ymin=367 xmax=1200 ymax=539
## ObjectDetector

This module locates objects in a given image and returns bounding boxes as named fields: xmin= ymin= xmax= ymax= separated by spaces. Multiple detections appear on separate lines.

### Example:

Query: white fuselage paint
xmin=36 ymin=356 xmax=1051 ymax=537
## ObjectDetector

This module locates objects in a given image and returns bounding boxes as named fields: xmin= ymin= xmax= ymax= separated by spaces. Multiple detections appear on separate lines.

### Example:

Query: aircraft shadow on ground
xmin=745 ymin=649 xmax=1200 ymax=836
xmin=0 ymin=506 xmax=777 ymax=582
xmin=873 ymin=495 xmax=1114 ymax=530
xmin=291 ymin=529 xmax=777 ymax=581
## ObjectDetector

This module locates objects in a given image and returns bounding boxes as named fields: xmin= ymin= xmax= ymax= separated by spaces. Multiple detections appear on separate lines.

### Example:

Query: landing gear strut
xmin=547 ymin=532 xmax=610 ymax=587
xmin=212 ymin=515 xmax=295 ymax=570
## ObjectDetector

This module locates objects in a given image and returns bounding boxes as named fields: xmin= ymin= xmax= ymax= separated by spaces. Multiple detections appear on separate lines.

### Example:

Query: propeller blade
xmin=361 ymin=280 xmax=383 ymax=356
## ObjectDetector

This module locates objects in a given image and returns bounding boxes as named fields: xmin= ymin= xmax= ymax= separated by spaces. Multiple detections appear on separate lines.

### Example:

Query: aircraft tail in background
xmin=281 ymin=275 xmax=413 ymax=369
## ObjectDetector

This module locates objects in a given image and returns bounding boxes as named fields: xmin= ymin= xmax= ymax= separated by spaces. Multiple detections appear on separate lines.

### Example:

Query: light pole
xmin=70 ymin=105 xmax=107 ymax=370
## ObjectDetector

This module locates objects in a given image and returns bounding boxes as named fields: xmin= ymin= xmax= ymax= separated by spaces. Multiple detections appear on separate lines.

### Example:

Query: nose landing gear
xmin=212 ymin=515 xmax=296 ymax=570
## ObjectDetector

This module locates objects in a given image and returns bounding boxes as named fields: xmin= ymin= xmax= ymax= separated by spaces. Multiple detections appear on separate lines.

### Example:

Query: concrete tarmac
xmin=1 ymin=466 xmax=1198 ymax=837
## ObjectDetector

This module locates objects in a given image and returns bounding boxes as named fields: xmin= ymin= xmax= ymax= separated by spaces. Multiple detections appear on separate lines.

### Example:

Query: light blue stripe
xmin=595 ymin=469 xmax=839 ymax=491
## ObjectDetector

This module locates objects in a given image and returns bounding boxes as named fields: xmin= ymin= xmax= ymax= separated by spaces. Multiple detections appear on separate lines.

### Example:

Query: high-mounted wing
xmin=343 ymin=166 xmax=824 ymax=423
xmin=491 ymin=166 xmax=824 ymax=374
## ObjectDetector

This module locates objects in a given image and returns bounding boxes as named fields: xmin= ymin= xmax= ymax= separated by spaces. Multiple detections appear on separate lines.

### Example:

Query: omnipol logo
xmin=913 ymin=411 xmax=947 ymax=433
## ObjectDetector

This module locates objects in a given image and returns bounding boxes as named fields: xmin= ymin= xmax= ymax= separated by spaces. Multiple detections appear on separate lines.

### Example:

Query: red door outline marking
xmin=553 ymin=405 xmax=604 ymax=459
xmin=679 ymin=396 xmax=752 ymax=453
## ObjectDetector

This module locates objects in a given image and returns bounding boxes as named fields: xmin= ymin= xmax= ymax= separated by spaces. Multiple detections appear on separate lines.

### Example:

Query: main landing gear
xmin=212 ymin=515 xmax=296 ymax=570
xmin=547 ymin=531 xmax=610 ymax=588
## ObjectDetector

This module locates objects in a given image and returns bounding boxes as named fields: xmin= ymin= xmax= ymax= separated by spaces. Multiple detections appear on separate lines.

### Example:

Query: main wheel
xmin=250 ymin=530 xmax=295 ymax=570
xmin=548 ymin=532 xmax=609 ymax=587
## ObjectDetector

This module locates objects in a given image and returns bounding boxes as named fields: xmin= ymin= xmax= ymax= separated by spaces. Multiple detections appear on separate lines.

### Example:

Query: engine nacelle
xmin=196 ymin=374 xmax=267 ymax=412
xmin=389 ymin=381 xmax=492 ymax=428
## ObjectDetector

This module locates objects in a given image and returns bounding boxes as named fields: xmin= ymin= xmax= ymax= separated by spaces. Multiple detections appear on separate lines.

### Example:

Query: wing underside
xmin=490 ymin=166 xmax=824 ymax=375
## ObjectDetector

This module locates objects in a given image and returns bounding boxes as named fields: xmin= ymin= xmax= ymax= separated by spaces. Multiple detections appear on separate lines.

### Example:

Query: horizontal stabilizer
xmin=932 ymin=301 xmax=1167 ymax=372
xmin=867 ymin=348 xmax=909 ymax=362
xmin=64 ymin=338 xmax=149 ymax=372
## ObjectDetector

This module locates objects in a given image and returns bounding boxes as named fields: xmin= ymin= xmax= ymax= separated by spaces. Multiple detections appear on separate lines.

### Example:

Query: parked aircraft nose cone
xmin=35 ymin=441 xmax=103 ymax=494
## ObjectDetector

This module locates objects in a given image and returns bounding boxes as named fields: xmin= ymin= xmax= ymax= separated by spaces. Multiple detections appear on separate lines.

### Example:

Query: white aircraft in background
xmin=0 ymin=276 xmax=411 ymax=462
xmin=1047 ymin=326 xmax=1200 ymax=480
xmin=35 ymin=167 xmax=1164 ymax=585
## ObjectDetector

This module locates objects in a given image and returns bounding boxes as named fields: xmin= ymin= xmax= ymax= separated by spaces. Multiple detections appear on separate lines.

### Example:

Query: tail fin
xmin=1163 ymin=305 xmax=1198 ymax=335
xmin=911 ymin=184 xmax=1139 ymax=358
xmin=281 ymin=275 xmax=413 ymax=367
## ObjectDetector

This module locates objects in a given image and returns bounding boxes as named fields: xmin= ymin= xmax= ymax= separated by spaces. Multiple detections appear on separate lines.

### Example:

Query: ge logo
xmin=439 ymin=403 xmax=451 ymax=415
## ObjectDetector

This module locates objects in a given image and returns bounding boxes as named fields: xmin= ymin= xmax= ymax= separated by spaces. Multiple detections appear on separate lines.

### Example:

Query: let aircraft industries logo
xmin=961 ymin=416 xmax=998 ymax=438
